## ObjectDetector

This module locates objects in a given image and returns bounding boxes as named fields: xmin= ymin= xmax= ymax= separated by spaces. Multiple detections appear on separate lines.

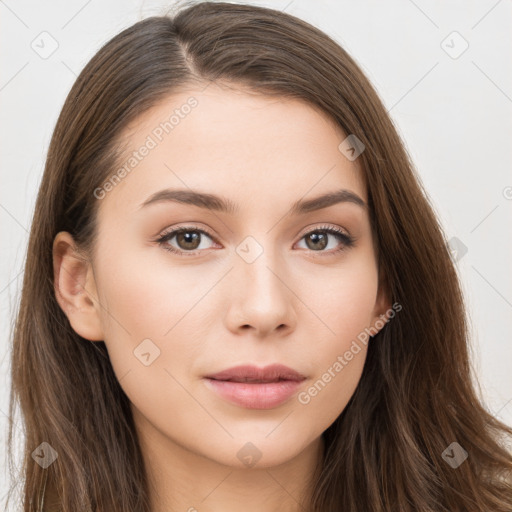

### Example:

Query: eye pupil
xmin=177 ymin=231 xmax=200 ymax=250
xmin=306 ymin=232 xmax=328 ymax=250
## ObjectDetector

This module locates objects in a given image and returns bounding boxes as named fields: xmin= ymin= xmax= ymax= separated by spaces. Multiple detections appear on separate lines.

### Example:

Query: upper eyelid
xmin=159 ymin=225 xmax=216 ymax=240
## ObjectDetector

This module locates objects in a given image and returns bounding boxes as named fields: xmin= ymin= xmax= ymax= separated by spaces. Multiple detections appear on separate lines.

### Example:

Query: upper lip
xmin=205 ymin=364 xmax=306 ymax=383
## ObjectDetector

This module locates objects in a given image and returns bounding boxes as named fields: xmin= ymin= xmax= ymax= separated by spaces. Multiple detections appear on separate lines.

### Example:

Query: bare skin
xmin=53 ymin=81 xmax=390 ymax=512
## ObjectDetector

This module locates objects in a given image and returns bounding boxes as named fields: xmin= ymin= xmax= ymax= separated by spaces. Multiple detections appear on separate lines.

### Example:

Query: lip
xmin=203 ymin=364 xmax=306 ymax=410
xmin=205 ymin=363 xmax=306 ymax=383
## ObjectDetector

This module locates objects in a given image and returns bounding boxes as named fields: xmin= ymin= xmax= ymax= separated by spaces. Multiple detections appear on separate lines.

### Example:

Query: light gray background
xmin=1 ymin=0 xmax=511 ymax=506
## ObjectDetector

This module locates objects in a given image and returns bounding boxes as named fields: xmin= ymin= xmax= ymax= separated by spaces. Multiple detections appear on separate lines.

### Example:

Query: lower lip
xmin=204 ymin=378 xmax=303 ymax=409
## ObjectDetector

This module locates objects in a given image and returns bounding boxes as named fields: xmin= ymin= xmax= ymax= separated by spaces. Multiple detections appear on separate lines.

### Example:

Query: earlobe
xmin=52 ymin=231 xmax=104 ymax=341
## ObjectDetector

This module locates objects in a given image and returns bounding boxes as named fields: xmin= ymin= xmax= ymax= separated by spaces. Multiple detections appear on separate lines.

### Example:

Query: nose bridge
xmin=236 ymin=233 xmax=284 ymax=296
xmin=229 ymin=233 xmax=295 ymax=332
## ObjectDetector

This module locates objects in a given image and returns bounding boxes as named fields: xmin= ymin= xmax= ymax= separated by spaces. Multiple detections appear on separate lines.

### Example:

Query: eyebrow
xmin=139 ymin=188 xmax=367 ymax=215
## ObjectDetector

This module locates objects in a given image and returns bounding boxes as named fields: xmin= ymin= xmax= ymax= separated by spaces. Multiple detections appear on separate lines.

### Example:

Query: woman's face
xmin=61 ymin=82 xmax=389 ymax=470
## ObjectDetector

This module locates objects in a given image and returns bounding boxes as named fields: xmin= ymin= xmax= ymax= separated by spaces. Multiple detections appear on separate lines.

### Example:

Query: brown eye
xmin=304 ymin=231 xmax=329 ymax=251
xmin=157 ymin=227 xmax=216 ymax=256
xmin=296 ymin=226 xmax=354 ymax=255
xmin=175 ymin=230 xmax=202 ymax=250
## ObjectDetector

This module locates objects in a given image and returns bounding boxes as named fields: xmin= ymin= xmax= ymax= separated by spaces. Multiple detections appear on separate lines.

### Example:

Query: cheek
xmin=95 ymin=228 xmax=212 ymax=332
xmin=92 ymin=237 xmax=229 ymax=394
xmin=298 ymin=245 xmax=379 ymax=342
xmin=92 ymin=248 xmax=206 ymax=430
xmin=91 ymin=242 xmax=193 ymax=375
xmin=293 ymin=253 xmax=379 ymax=423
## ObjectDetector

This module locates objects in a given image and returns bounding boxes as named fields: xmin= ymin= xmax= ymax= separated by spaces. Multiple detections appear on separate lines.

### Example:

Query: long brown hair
xmin=6 ymin=1 xmax=512 ymax=510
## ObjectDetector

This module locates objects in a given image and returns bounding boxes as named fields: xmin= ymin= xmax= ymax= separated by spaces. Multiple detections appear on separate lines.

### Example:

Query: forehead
xmin=97 ymin=82 xmax=366 ymax=218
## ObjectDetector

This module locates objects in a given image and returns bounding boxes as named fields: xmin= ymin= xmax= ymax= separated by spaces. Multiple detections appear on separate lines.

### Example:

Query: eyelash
xmin=155 ymin=224 xmax=355 ymax=258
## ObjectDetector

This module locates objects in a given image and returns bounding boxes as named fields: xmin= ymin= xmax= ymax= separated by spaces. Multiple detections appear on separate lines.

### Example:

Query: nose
xmin=224 ymin=248 xmax=297 ymax=338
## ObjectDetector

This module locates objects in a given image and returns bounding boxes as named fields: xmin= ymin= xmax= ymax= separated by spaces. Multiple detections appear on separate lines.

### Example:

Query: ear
xmin=369 ymin=269 xmax=393 ymax=335
xmin=52 ymin=231 xmax=104 ymax=341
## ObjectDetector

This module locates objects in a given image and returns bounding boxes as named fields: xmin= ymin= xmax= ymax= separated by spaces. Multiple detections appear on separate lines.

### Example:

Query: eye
xmin=295 ymin=224 xmax=354 ymax=256
xmin=156 ymin=226 xmax=218 ymax=257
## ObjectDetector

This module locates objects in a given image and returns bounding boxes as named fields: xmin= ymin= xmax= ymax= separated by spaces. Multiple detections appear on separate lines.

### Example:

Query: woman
xmin=6 ymin=1 xmax=512 ymax=511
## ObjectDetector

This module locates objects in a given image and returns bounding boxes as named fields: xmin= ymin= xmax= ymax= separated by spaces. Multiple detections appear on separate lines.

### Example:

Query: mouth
xmin=203 ymin=364 xmax=306 ymax=409
xmin=204 ymin=363 xmax=306 ymax=383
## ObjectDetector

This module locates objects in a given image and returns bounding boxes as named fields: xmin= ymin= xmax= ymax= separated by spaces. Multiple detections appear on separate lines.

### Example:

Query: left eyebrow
xmin=290 ymin=189 xmax=367 ymax=214
xmin=138 ymin=188 xmax=367 ymax=214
